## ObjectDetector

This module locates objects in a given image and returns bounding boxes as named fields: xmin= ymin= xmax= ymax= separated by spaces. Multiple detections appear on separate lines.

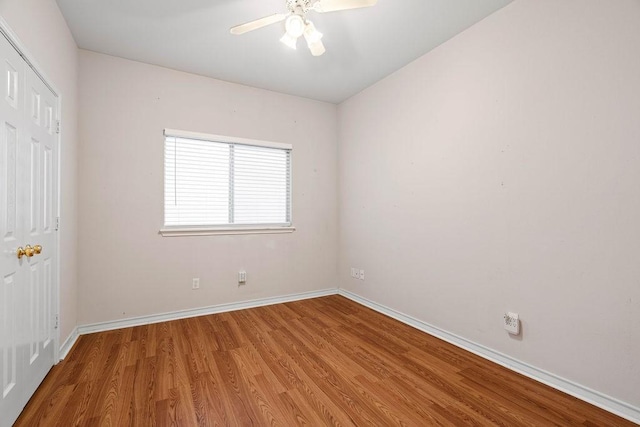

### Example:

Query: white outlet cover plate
xmin=504 ymin=312 xmax=520 ymax=334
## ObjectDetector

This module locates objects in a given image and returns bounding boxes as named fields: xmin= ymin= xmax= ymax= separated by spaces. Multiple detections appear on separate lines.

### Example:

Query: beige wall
xmin=338 ymin=0 xmax=640 ymax=408
xmin=77 ymin=50 xmax=338 ymax=324
xmin=0 ymin=0 xmax=79 ymax=345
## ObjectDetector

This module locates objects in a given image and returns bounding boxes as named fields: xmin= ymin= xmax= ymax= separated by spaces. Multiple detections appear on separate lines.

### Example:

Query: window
xmin=161 ymin=129 xmax=293 ymax=236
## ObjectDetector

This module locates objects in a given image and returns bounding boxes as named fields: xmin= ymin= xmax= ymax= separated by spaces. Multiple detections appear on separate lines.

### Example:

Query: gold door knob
xmin=33 ymin=245 xmax=42 ymax=255
xmin=24 ymin=245 xmax=35 ymax=258
xmin=17 ymin=247 xmax=26 ymax=259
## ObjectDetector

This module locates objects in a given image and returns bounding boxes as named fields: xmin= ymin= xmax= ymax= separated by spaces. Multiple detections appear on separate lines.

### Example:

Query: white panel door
xmin=0 ymin=29 xmax=26 ymax=427
xmin=20 ymin=59 xmax=58 ymax=407
xmin=0 ymin=33 xmax=58 ymax=427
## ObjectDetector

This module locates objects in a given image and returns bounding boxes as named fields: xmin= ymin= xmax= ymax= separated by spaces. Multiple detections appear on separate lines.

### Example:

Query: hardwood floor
xmin=16 ymin=295 xmax=635 ymax=426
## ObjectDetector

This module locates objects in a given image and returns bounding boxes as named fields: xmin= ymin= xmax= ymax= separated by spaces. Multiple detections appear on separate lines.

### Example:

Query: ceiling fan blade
xmin=313 ymin=0 xmax=377 ymax=13
xmin=230 ymin=13 xmax=287 ymax=35
xmin=308 ymin=39 xmax=326 ymax=57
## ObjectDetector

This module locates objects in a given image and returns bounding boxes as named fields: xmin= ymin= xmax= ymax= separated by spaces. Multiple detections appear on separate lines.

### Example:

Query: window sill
xmin=159 ymin=226 xmax=296 ymax=237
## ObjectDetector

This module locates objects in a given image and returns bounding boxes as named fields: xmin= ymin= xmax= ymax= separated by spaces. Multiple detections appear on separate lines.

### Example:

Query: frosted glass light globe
xmin=285 ymin=15 xmax=305 ymax=38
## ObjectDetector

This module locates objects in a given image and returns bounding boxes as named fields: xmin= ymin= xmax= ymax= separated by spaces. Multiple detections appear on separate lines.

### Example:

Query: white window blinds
xmin=164 ymin=131 xmax=291 ymax=227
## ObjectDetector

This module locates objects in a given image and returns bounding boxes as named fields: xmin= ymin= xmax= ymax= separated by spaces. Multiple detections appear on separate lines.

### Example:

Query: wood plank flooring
xmin=15 ymin=295 xmax=635 ymax=426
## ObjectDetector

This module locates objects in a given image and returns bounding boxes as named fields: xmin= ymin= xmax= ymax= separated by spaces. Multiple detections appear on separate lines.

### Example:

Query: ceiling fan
xmin=230 ymin=0 xmax=377 ymax=56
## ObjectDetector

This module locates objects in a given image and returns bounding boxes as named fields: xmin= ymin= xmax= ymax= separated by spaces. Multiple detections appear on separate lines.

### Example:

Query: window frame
xmin=159 ymin=128 xmax=295 ymax=237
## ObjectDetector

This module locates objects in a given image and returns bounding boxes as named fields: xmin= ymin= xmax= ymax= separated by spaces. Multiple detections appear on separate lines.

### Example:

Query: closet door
xmin=0 ymin=33 xmax=58 ymax=427
xmin=0 ymin=29 xmax=27 ymax=427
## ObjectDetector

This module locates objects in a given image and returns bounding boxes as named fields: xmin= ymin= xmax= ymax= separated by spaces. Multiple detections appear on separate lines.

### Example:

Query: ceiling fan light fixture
xmin=280 ymin=32 xmax=298 ymax=49
xmin=230 ymin=0 xmax=379 ymax=56
xmin=285 ymin=14 xmax=305 ymax=38
xmin=303 ymin=21 xmax=323 ymax=45
xmin=308 ymin=40 xmax=326 ymax=56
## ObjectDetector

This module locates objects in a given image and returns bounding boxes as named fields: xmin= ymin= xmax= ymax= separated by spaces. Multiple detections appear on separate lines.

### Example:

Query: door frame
xmin=0 ymin=16 xmax=63 ymax=362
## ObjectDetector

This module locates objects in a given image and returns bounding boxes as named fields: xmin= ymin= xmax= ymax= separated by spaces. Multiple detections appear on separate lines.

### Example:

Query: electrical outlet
xmin=359 ymin=269 xmax=365 ymax=280
xmin=192 ymin=278 xmax=200 ymax=290
xmin=238 ymin=271 xmax=247 ymax=284
xmin=503 ymin=312 xmax=520 ymax=335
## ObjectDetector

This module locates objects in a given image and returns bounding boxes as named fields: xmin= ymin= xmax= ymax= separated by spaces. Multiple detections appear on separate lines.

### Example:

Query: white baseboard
xmin=77 ymin=288 xmax=339 ymax=336
xmin=58 ymin=327 xmax=79 ymax=360
xmin=338 ymin=289 xmax=640 ymax=425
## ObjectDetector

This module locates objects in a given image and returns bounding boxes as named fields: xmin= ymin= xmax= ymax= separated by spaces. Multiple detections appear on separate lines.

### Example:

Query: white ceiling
xmin=56 ymin=0 xmax=513 ymax=104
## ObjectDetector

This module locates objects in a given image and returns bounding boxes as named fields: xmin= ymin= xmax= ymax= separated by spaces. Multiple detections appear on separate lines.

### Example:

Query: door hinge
xmin=55 ymin=314 xmax=59 ymax=330
xmin=56 ymin=120 xmax=61 ymax=134
xmin=55 ymin=216 xmax=60 ymax=231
